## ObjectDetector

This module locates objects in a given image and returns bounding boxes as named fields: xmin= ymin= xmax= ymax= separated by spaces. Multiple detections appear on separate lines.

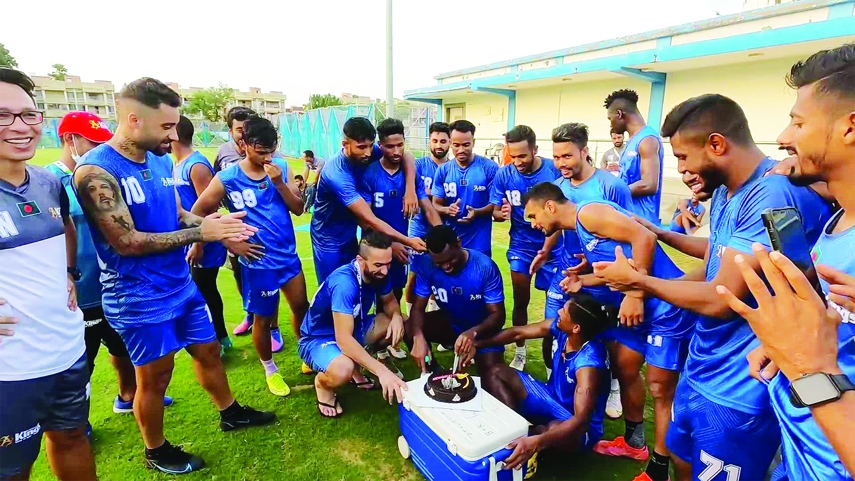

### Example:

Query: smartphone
xmin=761 ymin=207 xmax=824 ymax=301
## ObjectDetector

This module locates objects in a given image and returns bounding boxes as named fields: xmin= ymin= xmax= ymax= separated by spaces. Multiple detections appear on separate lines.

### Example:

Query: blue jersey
xmin=310 ymin=146 xmax=382 ymax=252
xmin=409 ymin=156 xmax=444 ymax=238
xmin=414 ymin=249 xmax=504 ymax=332
xmin=575 ymin=200 xmax=695 ymax=337
xmin=490 ymin=158 xmax=561 ymax=255
xmin=363 ymin=160 xmax=427 ymax=238
xmin=300 ymin=260 xmax=391 ymax=340
xmin=672 ymin=200 xmax=705 ymax=221
xmin=431 ymin=155 xmax=498 ymax=255
xmin=689 ymin=157 xmax=831 ymax=414
xmin=548 ymin=324 xmax=610 ymax=440
xmin=769 ymin=209 xmax=855 ymax=481
xmin=45 ymin=161 xmax=101 ymax=309
xmin=218 ymin=159 xmax=298 ymax=271
xmin=173 ymin=152 xmax=227 ymax=269
xmin=77 ymin=145 xmax=196 ymax=327
xmin=553 ymin=170 xmax=632 ymax=272
xmin=619 ymin=125 xmax=664 ymax=224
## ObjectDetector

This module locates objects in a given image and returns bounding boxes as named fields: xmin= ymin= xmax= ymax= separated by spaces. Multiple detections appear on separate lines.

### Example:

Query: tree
xmin=48 ymin=63 xmax=68 ymax=81
xmin=304 ymin=93 xmax=343 ymax=110
xmin=181 ymin=84 xmax=235 ymax=123
xmin=0 ymin=43 xmax=17 ymax=68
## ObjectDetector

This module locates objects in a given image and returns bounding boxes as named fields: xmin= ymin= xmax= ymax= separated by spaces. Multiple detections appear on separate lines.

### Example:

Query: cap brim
xmin=78 ymin=129 xmax=113 ymax=144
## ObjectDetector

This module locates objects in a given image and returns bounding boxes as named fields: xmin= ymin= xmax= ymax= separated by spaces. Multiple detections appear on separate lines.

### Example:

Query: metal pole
xmin=385 ymin=0 xmax=394 ymax=119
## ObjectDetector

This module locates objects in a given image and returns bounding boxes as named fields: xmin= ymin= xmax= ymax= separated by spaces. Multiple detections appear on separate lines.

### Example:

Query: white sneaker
xmin=387 ymin=346 xmax=408 ymax=359
xmin=436 ymin=344 xmax=452 ymax=352
xmin=605 ymin=389 xmax=623 ymax=419
xmin=509 ymin=353 xmax=526 ymax=371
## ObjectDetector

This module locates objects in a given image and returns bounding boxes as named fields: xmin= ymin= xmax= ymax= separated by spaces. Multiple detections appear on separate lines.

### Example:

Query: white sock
xmin=261 ymin=359 xmax=278 ymax=376
xmin=515 ymin=346 xmax=526 ymax=356
xmin=611 ymin=377 xmax=620 ymax=391
xmin=545 ymin=367 xmax=552 ymax=378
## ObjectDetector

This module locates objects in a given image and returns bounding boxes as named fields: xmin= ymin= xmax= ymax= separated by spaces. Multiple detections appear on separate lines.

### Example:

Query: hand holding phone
xmin=761 ymin=207 xmax=825 ymax=302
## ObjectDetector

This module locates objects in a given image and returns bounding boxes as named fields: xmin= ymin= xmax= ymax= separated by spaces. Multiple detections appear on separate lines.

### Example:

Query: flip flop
xmin=351 ymin=378 xmax=377 ymax=390
xmin=317 ymin=396 xmax=342 ymax=418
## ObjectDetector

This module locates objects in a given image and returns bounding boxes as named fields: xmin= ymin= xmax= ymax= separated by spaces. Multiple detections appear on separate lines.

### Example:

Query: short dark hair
xmin=294 ymin=174 xmax=304 ymax=181
xmin=303 ymin=149 xmax=314 ymax=158
xmin=176 ymin=115 xmax=194 ymax=146
xmin=425 ymin=225 xmax=460 ymax=254
xmin=660 ymin=94 xmax=754 ymax=147
xmin=505 ymin=125 xmax=536 ymax=147
xmin=551 ymin=122 xmax=589 ymax=149
xmin=522 ymin=181 xmax=569 ymax=207
xmin=449 ymin=119 xmax=476 ymax=136
xmin=118 ymin=77 xmax=181 ymax=109
xmin=610 ymin=128 xmax=624 ymax=136
xmin=566 ymin=294 xmax=610 ymax=341
xmin=242 ymin=116 xmax=278 ymax=150
xmin=786 ymin=44 xmax=855 ymax=107
xmin=0 ymin=68 xmax=35 ymax=101
xmin=343 ymin=117 xmax=376 ymax=143
xmin=429 ymin=122 xmax=451 ymax=136
xmin=226 ymin=107 xmax=256 ymax=128
xmin=360 ymin=229 xmax=392 ymax=251
xmin=604 ymin=89 xmax=639 ymax=112
xmin=377 ymin=118 xmax=405 ymax=141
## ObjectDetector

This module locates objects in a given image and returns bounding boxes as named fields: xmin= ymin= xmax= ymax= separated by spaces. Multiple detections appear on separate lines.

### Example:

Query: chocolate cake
xmin=423 ymin=372 xmax=477 ymax=403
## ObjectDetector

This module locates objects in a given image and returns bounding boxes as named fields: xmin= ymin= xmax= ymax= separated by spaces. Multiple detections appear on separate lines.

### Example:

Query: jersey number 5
xmin=229 ymin=189 xmax=258 ymax=209
xmin=374 ymin=192 xmax=384 ymax=208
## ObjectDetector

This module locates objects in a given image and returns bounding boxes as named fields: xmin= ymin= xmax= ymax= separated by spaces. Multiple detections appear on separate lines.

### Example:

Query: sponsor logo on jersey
xmin=473 ymin=185 xmax=486 ymax=192
xmin=260 ymin=289 xmax=278 ymax=297
xmin=14 ymin=424 xmax=40 ymax=444
xmin=547 ymin=290 xmax=564 ymax=300
xmin=829 ymin=299 xmax=854 ymax=325
xmin=0 ymin=435 xmax=12 ymax=448
xmin=49 ymin=206 xmax=61 ymax=219
xmin=161 ymin=177 xmax=175 ymax=187
xmin=469 ymin=294 xmax=482 ymax=301
xmin=585 ymin=238 xmax=599 ymax=251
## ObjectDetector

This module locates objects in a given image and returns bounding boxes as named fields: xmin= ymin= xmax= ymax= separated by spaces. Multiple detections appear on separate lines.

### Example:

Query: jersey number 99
xmin=229 ymin=189 xmax=258 ymax=209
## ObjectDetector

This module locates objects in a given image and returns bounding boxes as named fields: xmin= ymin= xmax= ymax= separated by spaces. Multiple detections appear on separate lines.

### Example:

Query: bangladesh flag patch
xmin=258 ymin=181 xmax=268 ymax=190
xmin=17 ymin=200 xmax=41 ymax=217
xmin=140 ymin=169 xmax=153 ymax=181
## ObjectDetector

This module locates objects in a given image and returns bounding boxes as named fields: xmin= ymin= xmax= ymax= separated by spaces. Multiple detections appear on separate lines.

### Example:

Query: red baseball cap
xmin=58 ymin=111 xmax=113 ymax=144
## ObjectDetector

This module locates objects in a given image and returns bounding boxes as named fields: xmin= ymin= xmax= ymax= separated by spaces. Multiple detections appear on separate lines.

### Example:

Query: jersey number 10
xmin=120 ymin=177 xmax=146 ymax=205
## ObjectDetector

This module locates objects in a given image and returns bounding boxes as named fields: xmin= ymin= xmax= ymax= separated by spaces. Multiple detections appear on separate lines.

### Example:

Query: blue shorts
xmin=113 ymin=292 xmax=217 ymax=366
xmin=0 ymin=355 xmax=90 ymax=478
xmin=390 ymin=260 xmax=408 ymax=291
xmin=507 ymin=249 xmax=559 ymax=291
xmin=669 ymin=220 xmax=686 ymax=234
xmin=298 ymin=315 xmax=375 ymax=372
xmin=516 ymin=371 xmax=599 ymax=450
xmin=312 ymin=242 xmax=357 ymax=285
xmin=666 ymin=377 xmax=781 ymax=480
xmin=241 ymin=263 xmax=302 ymax=317
xmin=544 ymin=277 xmax=571 ymax=321
xmin=600 ymin=326 xmax=690 ymax=371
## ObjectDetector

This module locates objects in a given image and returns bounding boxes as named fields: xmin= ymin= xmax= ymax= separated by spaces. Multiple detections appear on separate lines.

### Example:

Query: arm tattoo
xmin=77 ymin=170 xmax=202 ymax=256
xmin=179 ymin=210 xmax=204 ymax=228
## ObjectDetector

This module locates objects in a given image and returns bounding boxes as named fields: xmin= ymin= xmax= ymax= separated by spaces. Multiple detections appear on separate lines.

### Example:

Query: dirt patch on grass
xmin=334 ymin=438 xmax=420 ymax=481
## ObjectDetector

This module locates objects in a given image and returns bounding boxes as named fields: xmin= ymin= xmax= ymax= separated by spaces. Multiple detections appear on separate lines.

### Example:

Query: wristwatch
xmin=67 ymin=266 xmax=82 ymax=281
xmin=789 ymin=372 xmax=855 ymax=408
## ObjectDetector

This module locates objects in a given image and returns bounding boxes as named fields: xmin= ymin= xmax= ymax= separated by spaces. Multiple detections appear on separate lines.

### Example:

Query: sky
xmin=3 ymin=0 xmax=745 ymax=105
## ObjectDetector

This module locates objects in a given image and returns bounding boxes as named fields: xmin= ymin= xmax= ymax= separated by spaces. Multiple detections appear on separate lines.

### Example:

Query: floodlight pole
xmin=385 ymin=0 xmax=394 ymax=119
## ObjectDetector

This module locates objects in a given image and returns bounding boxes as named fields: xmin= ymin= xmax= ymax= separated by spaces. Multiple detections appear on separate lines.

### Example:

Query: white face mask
xmin=70 ymin=135 xmax=82 ymax=163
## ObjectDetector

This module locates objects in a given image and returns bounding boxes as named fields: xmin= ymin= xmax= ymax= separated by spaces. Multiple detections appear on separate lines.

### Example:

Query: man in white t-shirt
xmin=599 ymin=130 xmax=625 ymax=176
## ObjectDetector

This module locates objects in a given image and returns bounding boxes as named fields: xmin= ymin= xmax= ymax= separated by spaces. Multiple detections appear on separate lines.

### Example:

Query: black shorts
xmin=83 ymin=306 xmax=129 ymax=373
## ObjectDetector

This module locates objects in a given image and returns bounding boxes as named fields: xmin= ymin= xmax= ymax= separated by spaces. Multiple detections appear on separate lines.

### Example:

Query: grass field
xmin=27 ymin=148 xmax=701 ymax=481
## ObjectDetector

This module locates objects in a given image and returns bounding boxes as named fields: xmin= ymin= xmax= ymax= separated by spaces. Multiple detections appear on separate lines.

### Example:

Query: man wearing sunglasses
xmin=0 ymin=68 xmax=97 ymax=480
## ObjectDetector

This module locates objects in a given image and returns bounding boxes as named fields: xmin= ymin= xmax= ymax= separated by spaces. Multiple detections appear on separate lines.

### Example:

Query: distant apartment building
xmin=31 ymin=75 xmax=117 ymax=121
xmin=169 ymin=84 xmax=286 ymax=122
xmin=340 ymin=92 xmax=372 ymax=105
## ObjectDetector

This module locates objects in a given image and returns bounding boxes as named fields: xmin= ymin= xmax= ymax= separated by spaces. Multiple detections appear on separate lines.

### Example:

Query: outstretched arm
xmin=475 ymin=320 xmax=551 ymax=348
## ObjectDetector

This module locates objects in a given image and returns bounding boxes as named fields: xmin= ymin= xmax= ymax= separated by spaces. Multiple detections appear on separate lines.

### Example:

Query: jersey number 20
xmin=229 ymin=189 xmax=258 ymax=209
xmin=431 ymin=286 xmax=448 ymax=303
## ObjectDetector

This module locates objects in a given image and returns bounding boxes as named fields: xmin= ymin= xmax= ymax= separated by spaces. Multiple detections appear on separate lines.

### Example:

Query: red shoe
xmin=593 ymin=436 xmax=650 ymax=461
xmin=632 ymin=472 xmax=668 ymax=481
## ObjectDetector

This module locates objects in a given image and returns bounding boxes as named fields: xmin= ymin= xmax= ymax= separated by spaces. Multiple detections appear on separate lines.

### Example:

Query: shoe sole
xmin=220 ymin=415 xmax=277 ymax=432
xmin=145 ymin=460 xmax=205 ymax=474
xmin=114 ymin=402 xmax=173 ymax=414
xmin=593 ymin=445 xmax=649 ymax=461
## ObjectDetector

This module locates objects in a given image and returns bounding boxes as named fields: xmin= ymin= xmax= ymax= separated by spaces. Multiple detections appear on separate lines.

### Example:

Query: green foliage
xmin=48 ymin=63 xmax=68 ymax=81
xmin=304 ymin=93 xmax=343 ymax=110
xmin=0 ymin=43 xmax=17 ymax=68
xmin=181 ymin=84 xmax=235 ymax=122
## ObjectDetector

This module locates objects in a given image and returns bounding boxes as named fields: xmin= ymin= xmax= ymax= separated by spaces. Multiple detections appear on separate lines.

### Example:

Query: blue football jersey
xmin=300 ymin=260 xmax=391 ymax=340
xmin=173 ymin=152 xmax=227 ymax=269
xmin=363 ymin=160 xmax=427 ymax=238
xmin=217 ymin=158 xmax=299 ymax=271
xmin=414 ymin=249 xmax=504 ymax=332
xmin=548 ymin=324 xmax=610 ymax=440
xmin=490 ymin=158 xmax=561 ymax=256
xmin=769 ymin=209 xmax=855 ymax=481
xmin=553 ymin=170 xmax=633 ymax=272
xmin=619 ymin=125 xmax=665 ymax=224
xmin=575 ymin=200 xmax=695 ymax=338
xmin=431 ymin=155 xmax=498 ymax=255
xmin=409 ymin=156 xmax=444 ymax=239
xmin=688 ymin=157 xmax=832 ymax=414
xmin=77 ymin=144 xmax=196 ymax=327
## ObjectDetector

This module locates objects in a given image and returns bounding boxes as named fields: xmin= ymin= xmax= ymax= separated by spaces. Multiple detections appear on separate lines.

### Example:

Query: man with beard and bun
xmin=74 ymin=78 xmax=275 ymax=474
xmin=592 ymin=94 xmax=832 ymax=481
xmin=489 ymin=125 xmax=561 ymax=372
xmin=298 ymin=230 xmax=409 ymax=418
xmin=431 ymin=120 xmax=498 ymax=257
xmin=604 ymin=89 xmax=664 ymax=224
xmin=717 ymin=44 xmax=855 ymax=481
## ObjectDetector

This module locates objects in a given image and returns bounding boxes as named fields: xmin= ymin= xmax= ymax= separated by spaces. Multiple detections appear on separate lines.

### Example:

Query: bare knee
xmin=45 ymin=426 xmax=88 ymax=450
xmin=646 ymin=369 xmax=678 ymax=401
xmin=325 ymin=356 xmax=355 ymax=385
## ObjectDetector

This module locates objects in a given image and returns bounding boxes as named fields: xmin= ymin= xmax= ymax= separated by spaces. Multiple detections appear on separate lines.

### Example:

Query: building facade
xmin=404 ymin=0 xmax=855 ymax=220
xmin=31 ymin=76 xmax=117 ymax=121
xmin=170 ymin=84 xmax=287 ymax=121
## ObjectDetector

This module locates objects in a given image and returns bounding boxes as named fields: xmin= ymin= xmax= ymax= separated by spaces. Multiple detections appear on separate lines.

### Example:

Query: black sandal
xmin=317 ymin=396 xmax=342 ymax=418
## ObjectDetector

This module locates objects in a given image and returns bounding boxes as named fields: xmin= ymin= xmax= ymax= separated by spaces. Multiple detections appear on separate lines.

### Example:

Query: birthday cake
xmin=423 ymin=372 xmax=477 ymax=403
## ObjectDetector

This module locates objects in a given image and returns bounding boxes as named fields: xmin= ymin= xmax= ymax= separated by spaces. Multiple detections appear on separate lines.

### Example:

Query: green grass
xmin=28 ymin=148 xmax=702 ymax=481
